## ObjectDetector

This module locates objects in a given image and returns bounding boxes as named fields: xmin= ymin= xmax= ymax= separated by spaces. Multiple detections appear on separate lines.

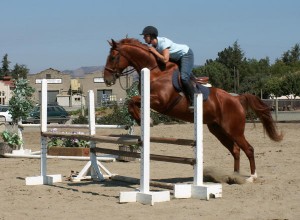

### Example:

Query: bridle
xmin=104 ymin=42 xmax=158 ymax=82
xmin=104 ymin=47 xmax=135 ymax=78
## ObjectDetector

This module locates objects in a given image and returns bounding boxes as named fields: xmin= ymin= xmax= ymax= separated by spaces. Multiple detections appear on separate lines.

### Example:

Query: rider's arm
xmin=149 ymin=47 xmax=170 ymax=63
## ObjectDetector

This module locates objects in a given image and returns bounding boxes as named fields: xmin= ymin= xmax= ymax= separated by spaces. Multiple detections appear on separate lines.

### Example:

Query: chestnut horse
xmin=103 ymin=38 xmax=283 ymax=182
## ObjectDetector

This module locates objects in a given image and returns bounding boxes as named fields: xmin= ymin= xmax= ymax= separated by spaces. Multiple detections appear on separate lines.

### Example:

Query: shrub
xmin=97 ymin=82 xmax=139 ymax=126
xmin=72 ymin=114 xmax=89 ymax=124
xmin=1 ymin=130 xmax=23 ymax=149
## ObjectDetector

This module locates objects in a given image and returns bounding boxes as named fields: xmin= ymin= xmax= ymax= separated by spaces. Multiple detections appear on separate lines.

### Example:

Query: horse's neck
xmin=122 ymin=44 xmax=177 ymax=81
xmin=123 ymin=45 xmax=157 ymax=73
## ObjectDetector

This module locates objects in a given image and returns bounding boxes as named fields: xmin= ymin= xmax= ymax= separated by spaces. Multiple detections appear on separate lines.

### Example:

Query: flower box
xmin=47 ymin=147 xmax=90 ymax=157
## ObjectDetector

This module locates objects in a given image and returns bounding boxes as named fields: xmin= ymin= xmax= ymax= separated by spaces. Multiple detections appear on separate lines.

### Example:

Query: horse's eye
xmin=110 ymin=55 xmax=115 ymax=61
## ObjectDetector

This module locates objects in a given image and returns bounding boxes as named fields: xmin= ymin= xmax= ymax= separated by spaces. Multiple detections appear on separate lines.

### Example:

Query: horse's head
xmin=103 ymin=39 xmax=131 ymax=86
xmin=103 ymin=38 xmax=159 ymax=86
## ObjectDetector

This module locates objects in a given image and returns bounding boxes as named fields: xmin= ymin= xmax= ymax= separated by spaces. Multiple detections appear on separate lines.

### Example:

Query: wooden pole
xmin=108 ymin=134 xmax=195 ymax=146
xmin=41 ymin=132 xmax=140 ymax=145
xmin=18 ymin=123 xmax=128 ymax=129
xmin=90 ymin=148 xmax=195 ymax=165
xmin=42 ymin=132 xmax=194 ymax=147
xmin=111 ymin=175 xmax=174 ymax=190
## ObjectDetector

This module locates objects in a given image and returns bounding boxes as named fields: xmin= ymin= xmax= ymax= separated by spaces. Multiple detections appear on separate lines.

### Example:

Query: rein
xmin=105 ymin=66 xmax=135 ymax=76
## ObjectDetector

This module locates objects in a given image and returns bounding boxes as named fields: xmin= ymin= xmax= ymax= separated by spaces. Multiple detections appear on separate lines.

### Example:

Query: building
xmin=27 ymin=68 xmax=135 ymax=108
xmin=0 ymin=76 xmax=15 ymax=105
xmin=27 ymin=68 xmax=71 ymax=105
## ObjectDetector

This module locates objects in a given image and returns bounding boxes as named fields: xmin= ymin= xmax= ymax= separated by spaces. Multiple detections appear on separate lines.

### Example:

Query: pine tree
xmin=1 ymin=54 xmax=11 ymax=78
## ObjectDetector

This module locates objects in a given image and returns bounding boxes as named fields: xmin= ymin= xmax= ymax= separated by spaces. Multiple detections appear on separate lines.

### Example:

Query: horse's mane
xmin=118 ymin=38 xmax=173 ymax=71
xmin=117 ymin=38 xmax=166 ymax=71
xmin=118 ymin=38 xmax=148 ymax=49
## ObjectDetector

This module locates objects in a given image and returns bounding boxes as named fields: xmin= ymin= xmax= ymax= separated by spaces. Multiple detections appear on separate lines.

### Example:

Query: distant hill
xmin=63 ymin=66 xmax=103 ymax=77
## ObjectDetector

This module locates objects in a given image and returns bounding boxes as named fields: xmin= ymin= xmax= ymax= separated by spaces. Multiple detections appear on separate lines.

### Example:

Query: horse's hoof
xmin=246 ymin=172 xmax=257 ymax=183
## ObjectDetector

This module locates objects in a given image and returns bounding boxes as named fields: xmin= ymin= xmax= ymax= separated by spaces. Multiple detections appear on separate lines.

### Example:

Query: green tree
xmin=264 ymin=76 xmax=284 ymax=98
xmin=11 ymin=63 xmax=29 ymax=79
xmin=281 ymin=71 xmax=300 ymax=99
xmin=1 ymin=54 xmax=11 ymax=78
xmin=215 ymin=41 xmax=246 ymax=92
xmin=270 ymin=60 xmax=292 ymax=76
xmin=281 ymin=43 xmax=300 ymax=64
xmin=238 ymin=58 xmax=270 ymax=96
xmin=193 ymin=61 xmax=232 ymax=91
xmin=273 ymin=44 xmax=300 ymax=75
xmin=9 ymin=79 xmax=35 ymax=124
xmin=216 ymin=41 xmax=245 ymax=69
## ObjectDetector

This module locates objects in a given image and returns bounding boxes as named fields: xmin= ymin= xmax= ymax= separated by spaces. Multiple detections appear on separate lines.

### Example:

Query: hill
xmin=63 ymin=66 xmax=103 ymax=77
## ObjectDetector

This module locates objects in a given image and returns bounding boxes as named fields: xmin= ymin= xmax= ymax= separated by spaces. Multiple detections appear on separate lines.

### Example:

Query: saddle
xmin=159 ymin=61 xmax=210 ymax=85
xmin=171 ymin=69 xmax=210 ymax=101
xmin=194 ymin=76 xmax=209 ymax=85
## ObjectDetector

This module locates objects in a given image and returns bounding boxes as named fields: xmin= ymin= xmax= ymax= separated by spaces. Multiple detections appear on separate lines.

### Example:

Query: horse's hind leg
xmin=233 ymin=135 xmax=257 ymax=182
xmin=207 ymin=123 xmax=257 ymax=182
xmin=207 ymin=123 xmax=241 ymax=173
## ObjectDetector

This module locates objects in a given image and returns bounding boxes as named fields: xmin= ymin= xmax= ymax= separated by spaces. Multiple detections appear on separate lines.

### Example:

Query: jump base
xmin=25 ymin=174 xmax=62 ymax=185
xmin=174 ymin=182 xmax=222 ymax=200
xmin=120 ymin=190 xmax=170 ymax=205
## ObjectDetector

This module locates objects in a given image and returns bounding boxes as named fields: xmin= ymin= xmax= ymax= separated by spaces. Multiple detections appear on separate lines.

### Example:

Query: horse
xmin=103 ymin=38 xmax=283 ymax=182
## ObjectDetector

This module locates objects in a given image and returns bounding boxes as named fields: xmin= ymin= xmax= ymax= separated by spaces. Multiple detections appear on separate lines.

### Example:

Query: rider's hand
xmin=148 ymin=47 xmax=156 ymax=54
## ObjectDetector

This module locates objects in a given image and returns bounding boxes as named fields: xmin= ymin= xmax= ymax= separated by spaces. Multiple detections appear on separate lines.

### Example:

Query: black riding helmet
xmin=141 ymin=26 xmax=158 ymax=38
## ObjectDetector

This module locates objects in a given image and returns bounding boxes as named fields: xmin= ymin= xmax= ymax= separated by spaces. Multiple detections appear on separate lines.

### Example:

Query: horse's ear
xmin=107 ymin=39 xmax=117 ymax=48
xmin=108 ymin=39 xmax=117 ymax=48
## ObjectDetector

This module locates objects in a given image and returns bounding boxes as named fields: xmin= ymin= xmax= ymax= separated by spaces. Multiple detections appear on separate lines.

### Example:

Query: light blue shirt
xmin=155 ymin=37 xmax=189 ymax=61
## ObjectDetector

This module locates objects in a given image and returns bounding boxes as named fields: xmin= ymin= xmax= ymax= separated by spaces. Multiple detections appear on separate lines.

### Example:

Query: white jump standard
xmin=71 ymin=90 xmax=113 ymax=182
xmin=173 ymin=92 xmax=222 ymax=200
xmin=25 ymin=79 xmax=62 ymax=185
xmin=25 ymin=82 xmax=115 ymax=185
xmin=119 ymin=68 xmax=170 ymax=205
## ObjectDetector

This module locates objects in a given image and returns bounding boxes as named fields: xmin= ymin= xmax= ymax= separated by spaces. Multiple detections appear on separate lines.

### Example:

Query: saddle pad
xmin=172 ymin=69 xmax=210 ymax=101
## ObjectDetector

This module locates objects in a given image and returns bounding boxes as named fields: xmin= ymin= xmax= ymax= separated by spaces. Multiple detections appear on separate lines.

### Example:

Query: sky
xmin=1 ymin=0 xmax=299 ymax=74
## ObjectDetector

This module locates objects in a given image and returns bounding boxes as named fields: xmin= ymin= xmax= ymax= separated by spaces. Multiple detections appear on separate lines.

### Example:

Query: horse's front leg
xmin=128 ymin=95 xmax=160 ymax=125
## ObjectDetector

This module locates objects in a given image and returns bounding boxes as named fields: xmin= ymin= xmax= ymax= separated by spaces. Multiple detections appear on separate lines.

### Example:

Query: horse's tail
xmin=238 ymin=94 xmax=283 ymax=142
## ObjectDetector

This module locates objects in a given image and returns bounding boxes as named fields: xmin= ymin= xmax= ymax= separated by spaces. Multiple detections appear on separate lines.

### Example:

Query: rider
xmin=141 ymin=25 xmax=196 ymax=109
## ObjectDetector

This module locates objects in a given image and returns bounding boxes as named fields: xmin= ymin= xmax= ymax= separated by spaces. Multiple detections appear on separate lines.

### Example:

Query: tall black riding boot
xmin=182 ymin=81 xmax=195 ymax=109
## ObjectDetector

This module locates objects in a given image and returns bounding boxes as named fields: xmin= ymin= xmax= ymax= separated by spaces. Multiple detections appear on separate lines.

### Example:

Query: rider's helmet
xmin=141 ymin=26 xmax=158 ymax=38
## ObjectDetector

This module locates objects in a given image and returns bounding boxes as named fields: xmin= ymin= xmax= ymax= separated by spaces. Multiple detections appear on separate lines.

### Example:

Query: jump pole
xmin=119 ymin=68 xmax=170 ymax=205
xmin=25 ymin=79 xmax=62 ymax=185
xmin=173 ymin=93 xmax=222 ymax=200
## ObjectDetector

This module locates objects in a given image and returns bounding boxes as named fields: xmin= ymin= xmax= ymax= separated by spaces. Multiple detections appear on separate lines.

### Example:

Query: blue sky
xmin=1 ymin=0 xmax=299 ymax=74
